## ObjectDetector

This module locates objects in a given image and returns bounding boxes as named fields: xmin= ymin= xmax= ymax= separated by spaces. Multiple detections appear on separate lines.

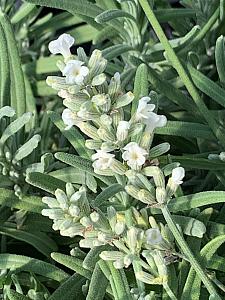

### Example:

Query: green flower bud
xmin=80 ymin=122 xmax=99 ymax=140
xmin=156 ymin=187 xmax=166 ymax=204
xmin=85 ymin=139 xmax=102 ymax=150
xmin=110 ymin=159 xmax=127 ymax=175
xmin=138 ymin=189 xmax=156 ymax=205
xmin=97 ymin=127 xmax=115 ymax=142
xmin=143 ymin=166 xmax=165 ymax=188
xmin=92 ymin=73 xmax=106 ymax=86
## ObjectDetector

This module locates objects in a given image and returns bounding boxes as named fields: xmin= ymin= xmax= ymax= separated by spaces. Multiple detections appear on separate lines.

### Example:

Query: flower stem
xmin=138 ymin=0 xmax=225 ymax=148
xmin=161 ymin=206 xmax=220 ymax=298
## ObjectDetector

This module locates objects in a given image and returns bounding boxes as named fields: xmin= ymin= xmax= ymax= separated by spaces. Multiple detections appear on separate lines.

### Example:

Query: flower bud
xmin=80 ymin=122 xmax=99 ymax=140
xmin=111 ymin=108 xmax=124 ymax=127
xmin=92 ymin=73 xmax=106 ymax=86
xmin=110 ymin=159 xmax=127 ymax=175
xmin=100 ymin=251 xmax=123 ymax=261
xmin=143 ymin=166 xmax=165 ymax=188
xmin=116 ymin=121 xmax=130 ymax=141
xmin=97 ymin=127 xmax=115 ymax=142
xmin=138 ymin=189 xmax=156 ymax=205
xmin=156 ymin=187 xmax=166 ymax=204
xmin=85 ymin=139 xmax=102 ymax=150
xmin=166 ymin=167 xmax=185 ymax=197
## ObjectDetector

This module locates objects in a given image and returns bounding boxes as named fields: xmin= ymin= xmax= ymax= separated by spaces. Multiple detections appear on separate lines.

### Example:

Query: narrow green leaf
xmin=107 ymin=262 xmax=132 ymax=300
xmin=14 ymin=135 xmax=41 ymax=162
xmin=155 ymin=8 xmax=195 ymax=22
xmin=215 ymin=35 xmax=225 ymax=84
xmin=0 ymin=112 xmax=32 ymax=145
xmin=49 ymin=167 xmax=97 ymax=193
xmin=24 ymin=0 xmax=127 ymax=39
xmin=67 ymin=24 xmax=98 ymax=45
xmin=188 ymin=64 xmax=225 ymax=108
xmin=26 ymin=172 xmax=66 ymax=194
xmin=0 ymin=12 xmax=26 ymax=116
xmin=83 ymin=245 xmax=111 ymax=271
xmin=159 ymin=155 xmax=225 ymax=170
xmin=86 ymin=263 xmax=108 ymax=300
xmin=11 ymin=3 xmax=36 ymax=24
xmin=102 ymin=44 xmax=133 ymax=60
xmin=0 ymin=226 xmax=57 ymax=257
xmin=149 ymin=142 xmax=170 ymax=158
xmin=48 ymin=273 xmax=85 ymax=300
xmin=48 ymin=111 xmax=93 ymax=158
xmin=0 ymin=254 xmax=68 ymax=282
xmin=0 ymin=188 xmax=44 ymax=213
xmin=93 ymin=184 xmax=124 ymax=207
xmin=51 ymin=252 xmax=91 ymax=279
xmin=167 ymin=191 xmax=225 ymax=213
xmin=0 ymin=24 xmax=10 ymax=108
xmin=55 ymin=152 xmax=115 ymax=186
xmin=95 ymin=9 xmax=135 ymax=23
xmin=155 ymin=121 xmax=215 ymax=140
xmin=183 ymin=235 xmax=225 ymax=299
xmin=131 ymin=64 xmax=148 ymax=115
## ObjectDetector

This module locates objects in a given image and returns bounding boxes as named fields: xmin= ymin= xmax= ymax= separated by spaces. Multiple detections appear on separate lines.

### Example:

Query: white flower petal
xmin=48 ymin=33 xmax=74 ymax=58
xmin=171 ymin=167 xmax=185 ymax=185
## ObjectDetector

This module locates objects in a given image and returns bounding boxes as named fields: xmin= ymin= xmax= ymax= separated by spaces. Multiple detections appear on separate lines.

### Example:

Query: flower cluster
xmin=44 ymin=34 xmax=186 ymax=295
xmin=47 ymin=34 xmax=167 ymax=175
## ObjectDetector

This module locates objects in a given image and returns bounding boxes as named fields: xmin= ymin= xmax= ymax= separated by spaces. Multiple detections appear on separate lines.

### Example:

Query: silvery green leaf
xmin=0 ymin=112 xmax=32 ymax=144
xmin=95 ymin=9 xmax=135 ymax=23
xmin=149 ymin=142 xmax=170 ymax=158
xmin=13 ymin=134 xmax=41 ymax=162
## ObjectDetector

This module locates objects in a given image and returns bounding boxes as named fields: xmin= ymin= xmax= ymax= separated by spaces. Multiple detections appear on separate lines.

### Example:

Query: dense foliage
xmin=1 ymin=0 xmax=225 ymax=299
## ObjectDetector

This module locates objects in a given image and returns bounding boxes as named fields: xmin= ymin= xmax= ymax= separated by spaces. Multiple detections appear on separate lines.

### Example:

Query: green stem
xmin=161 ymin=206 xmax=220 ymax=298
xmin=138 ymin=0 xmax=225 ymax=148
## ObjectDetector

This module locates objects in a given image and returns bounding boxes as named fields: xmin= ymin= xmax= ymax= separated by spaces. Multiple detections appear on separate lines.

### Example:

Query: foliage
xmin=0 ymin=0 xmax=225 ymax=299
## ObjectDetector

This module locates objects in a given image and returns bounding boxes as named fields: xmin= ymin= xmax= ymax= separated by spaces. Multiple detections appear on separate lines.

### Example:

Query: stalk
xmin=138 ymin=0 xmax=225 ymax=148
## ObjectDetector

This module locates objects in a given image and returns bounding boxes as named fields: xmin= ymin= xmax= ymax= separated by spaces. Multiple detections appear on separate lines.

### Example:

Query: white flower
xmin=146 ymin=228 xmax=163 ymax=245
xmin=171 ymin=167 xmax=185 ymax=185
xmin=122 ymin=142 xmax=148 ymax=170
xmin=92 ymin=150 xmax=115 ymax=170
xmin=136 ymin=97 xmax=155 ymax=121
xmin=144 ymin=112 xmax=167 ymax=133
xmin=116 ymin=121 xmax=130 ymax=141
xmin=48 ymin=33 xmax=74 ymax=59
xmin=62 ymin=108 xmax=82 ymax=130
xmin=63 ymin=60 xmax=89 ymax=85
xmin=135 ymin=96 xmax=167 ymax=133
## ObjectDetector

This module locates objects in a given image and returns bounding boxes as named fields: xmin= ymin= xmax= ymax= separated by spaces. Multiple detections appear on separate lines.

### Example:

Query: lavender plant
xmin=29 ymin=34 xmax=223 ymax=299
xmin=1 ymin=0 xmax=225 ymax=299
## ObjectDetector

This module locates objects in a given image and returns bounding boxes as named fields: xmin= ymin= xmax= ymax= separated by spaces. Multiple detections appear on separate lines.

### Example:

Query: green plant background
xmin=0 ymin=0 xmax=225 ymax=299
